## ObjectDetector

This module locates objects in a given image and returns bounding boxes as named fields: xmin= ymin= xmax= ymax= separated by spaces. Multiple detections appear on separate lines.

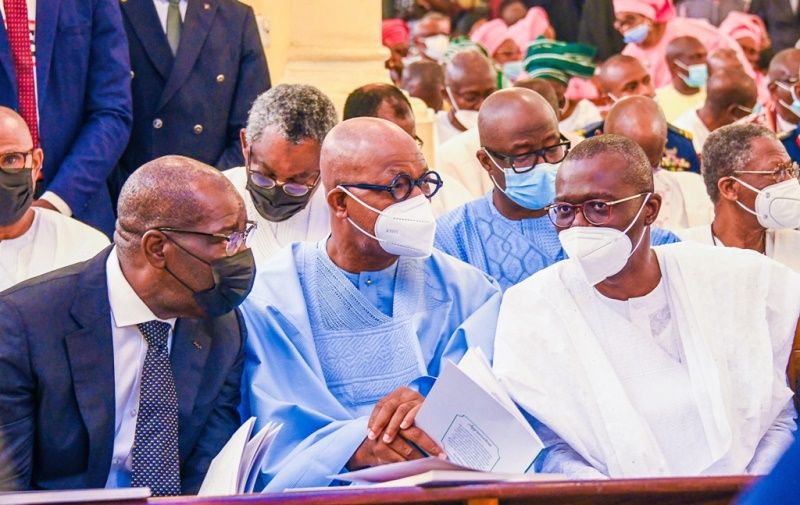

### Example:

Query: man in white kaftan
xmin=494 ymin=134 xmax=798 ymax=479
xmin=223 ymin=85 xmax=335 ymax=267
xmin=677 ymin=123 xmax=800 ymax=272
xmin=0 ymin=107 xmax=108 ymax=291
xmin=241 ymin=118 xmax=502 ymax=491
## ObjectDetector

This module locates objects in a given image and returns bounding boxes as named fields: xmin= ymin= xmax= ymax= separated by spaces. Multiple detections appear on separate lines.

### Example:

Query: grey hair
xmin=245 ymin=84 xmax=338 ymax=146
xmin=702 ymin=124 xmax=777 ymax=203
xmin=562 ymin=134 xmax=654 ymax=193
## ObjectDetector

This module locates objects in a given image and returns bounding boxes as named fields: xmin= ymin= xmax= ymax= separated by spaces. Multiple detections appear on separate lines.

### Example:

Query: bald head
xmin=478 ymin=87 xmax=558 ymax=146
xmin=513 ymin=78 xmax=560 ymax=118
xmin=116 ymin=156 xmax=243 ymax=254
xmin=401 ymin=60 xmax=445 ymax=111
xmin=597 ymin=55 xmax=655 ymax=99
xmin=665 ymin=36 xmax=706 ymax=64
xmin=445 ymin=49 xmax=495 ymax=86
xmin=707 ymin=48 xmax=744 ymax=75
xmin=706 ymin=68 xmax=757 ymax=111
xmin=321 ymin=117 xmax=424 ymax=190
xmin=0 ymin=106 xmax=32 ymax=145
xmin=768 ymin=48 xmax=800 ymax=81
xmin=605 ymin=97 xmax=667 ymax=168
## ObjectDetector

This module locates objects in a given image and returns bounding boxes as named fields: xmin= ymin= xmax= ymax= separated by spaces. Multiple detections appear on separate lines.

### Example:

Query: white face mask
xmin=338 ymin=188 xmax=437 ymax=258
xmin=731 ymin=177 xmax=800 ymax=229
xmin=421 ymin=34 xmax=449 ymax=62
xmin=557 ymin=194 xmax=650 ymax=286
xmin=445 ymin=86 xmax=480 ymax=130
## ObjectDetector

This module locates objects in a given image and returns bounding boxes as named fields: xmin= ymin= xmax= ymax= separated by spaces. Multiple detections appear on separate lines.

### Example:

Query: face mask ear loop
xmin=445 ymin=86 xmax=461 ymax=112
xmin=623 ymin=193 xmax=652 ymax=259
xmin=729 ymin=176 xmax=761 ymax=216
xmin=336 ymin=185 xmax=386 ymax=243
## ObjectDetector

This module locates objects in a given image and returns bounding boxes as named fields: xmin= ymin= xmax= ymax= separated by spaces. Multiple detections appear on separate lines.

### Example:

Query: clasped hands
xmin=346 ymin=386 xmax=446 ymax=471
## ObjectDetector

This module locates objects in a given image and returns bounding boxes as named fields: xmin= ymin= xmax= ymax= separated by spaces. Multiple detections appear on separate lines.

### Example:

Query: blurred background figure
xmin=382 ymin=19 xmax=411 ymax=85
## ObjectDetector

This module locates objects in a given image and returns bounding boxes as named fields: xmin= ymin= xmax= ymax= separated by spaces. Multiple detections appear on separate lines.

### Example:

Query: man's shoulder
xmin=214 ymin=0 xmax=256 ymax=17
xmin=667 ymin=122 xmax=694 ymax=141
xmin=38 ymin=209 xmax=110 ymax=243
xmin=575 ymin=120 xmax=604 ymax=138
xmin=425 ymin=248 xmax=500 ymax=291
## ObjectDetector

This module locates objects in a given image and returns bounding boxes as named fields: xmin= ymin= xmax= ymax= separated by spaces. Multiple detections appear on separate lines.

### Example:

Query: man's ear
xmin=240 ymin=129 xmax=248 ymax=163
xmin=718 ymin=176 xmax=739 ymax=202
xmin=30 ymin=148 xmax=43 ymax=189
xmin=643 ymin=192 xmax=662 ymax=226
xmin=141 ymin=230 xmax=168 ymax=269
xmin=476 ymin=149 xmax=493 ymax=175
xmin=327 ymin=187 xmax=349 ymax=219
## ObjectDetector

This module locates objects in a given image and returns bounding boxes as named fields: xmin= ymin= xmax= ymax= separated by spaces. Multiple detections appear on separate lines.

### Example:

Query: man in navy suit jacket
xmin=0 ymin=156 xmax=255 ymax=494
xmin=0 ymin=0 xmax=133 ymax=237
xmin=109 ymin=0 xmax=270 ymax=208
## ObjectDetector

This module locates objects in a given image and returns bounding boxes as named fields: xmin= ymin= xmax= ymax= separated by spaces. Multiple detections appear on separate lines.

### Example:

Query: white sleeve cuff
xmin=40 ymin=191 xmax=73 ymax=217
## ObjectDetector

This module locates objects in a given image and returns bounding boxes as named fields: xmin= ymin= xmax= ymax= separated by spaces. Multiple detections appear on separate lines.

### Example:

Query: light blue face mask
xmin=623 ymin=22 xmax=650 ymax=44
xmin=675 ymin=60 xmax=708 ymax=88
xmin=485 ymin=149 xmax=558 ymax=210
xmin=776 ymin=81 xmax=800 ymax=117
xmin=502 ymin=61 xmax=524 ymax=82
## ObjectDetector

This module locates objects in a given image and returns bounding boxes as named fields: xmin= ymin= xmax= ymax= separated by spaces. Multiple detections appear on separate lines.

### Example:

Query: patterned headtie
xmin=5 ymin=0 xmax=39 ymax=147
xmin=131 ymin=321 xmax=181 ymax=496
xmin=166 ymin=0 xmax=182 ymax=55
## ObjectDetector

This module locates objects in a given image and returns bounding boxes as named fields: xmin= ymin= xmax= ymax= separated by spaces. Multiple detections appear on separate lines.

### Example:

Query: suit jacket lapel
xmin=121 ymin=0 xmax=174 ymax=81
xmin=158 ymin=0 xmax=218 ymax=110
xmin=65 ymin=248 xmax=116 ymax=487
xmin=171 ymin=320 xmax=211 ymax=424
xmin=0 ymin=12 xmax=15 ymax=90
xmin=34 ymin=0 xmax=62 ymax=107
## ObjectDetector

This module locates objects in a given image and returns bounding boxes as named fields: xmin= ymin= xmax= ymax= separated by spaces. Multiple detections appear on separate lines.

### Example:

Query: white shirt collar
xmin=106 ymin=247 xmax=176 ymax=330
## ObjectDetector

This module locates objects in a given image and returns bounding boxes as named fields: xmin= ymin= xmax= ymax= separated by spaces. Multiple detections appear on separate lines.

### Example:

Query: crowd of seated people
xmin=2 ymin=0 xmax=800 ymax=498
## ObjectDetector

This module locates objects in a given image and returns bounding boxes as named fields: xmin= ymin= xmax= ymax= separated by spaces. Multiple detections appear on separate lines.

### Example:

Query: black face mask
xmin=164 ymin=238 xmax=256 ymax=319
xmin=0 ymin=169 xmax=33 ymax=226
xmin=246 ymin=177 xmax=314 ymax=223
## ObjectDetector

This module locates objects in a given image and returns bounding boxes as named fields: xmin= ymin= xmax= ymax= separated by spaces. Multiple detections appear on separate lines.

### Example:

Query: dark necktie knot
xmin=137 ymin=320 xmax=171 ymax=349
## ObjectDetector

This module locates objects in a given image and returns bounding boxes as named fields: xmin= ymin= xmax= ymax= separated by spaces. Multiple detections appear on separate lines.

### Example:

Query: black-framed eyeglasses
xmin=0 ymin=150 xmax=33 ymax=174
xmin=546 ymin=193 xmax=648 ymax=228
xmin=482 ymin=135 xmax=571 ymax=174
xmin=339 ymin=170 xmax=443 ymax=202
xmin=414 ymin=135 xmax=424 ymax=148
xmin=155 ymin=220 xmax=258 ymax=256
xmin=247 ymin=148 xmax=320 ymax=197
xmin=734 ymin=161 xmax=800 ymax=184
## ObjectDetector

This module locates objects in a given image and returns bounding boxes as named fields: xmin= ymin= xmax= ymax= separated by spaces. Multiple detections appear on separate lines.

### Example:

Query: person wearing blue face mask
xmin=435 ymin=88 xmax=680 ymax=292
xmin=656 ymin=36 xmax=709 ymax=124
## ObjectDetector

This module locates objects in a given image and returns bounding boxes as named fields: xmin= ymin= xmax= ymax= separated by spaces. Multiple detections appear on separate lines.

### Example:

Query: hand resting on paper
xmin=346 ymin=386 xmax=446 ymax=470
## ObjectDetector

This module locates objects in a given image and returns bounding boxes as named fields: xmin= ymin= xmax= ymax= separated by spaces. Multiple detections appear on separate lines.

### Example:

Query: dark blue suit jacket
xmin=0 ymin=0 xmax=133 ymax=236
xmin=110 ymin=0 xmax=270 ymax=206
xmin=0 ymin=248 xmax=246 ymax=494
xmin=780 ymin=128 xmax=800 ymax=164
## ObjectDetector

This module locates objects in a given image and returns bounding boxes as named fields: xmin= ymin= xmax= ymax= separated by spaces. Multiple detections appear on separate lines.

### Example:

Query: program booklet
xmin=198 ymin=417 xmax=282 ymax=496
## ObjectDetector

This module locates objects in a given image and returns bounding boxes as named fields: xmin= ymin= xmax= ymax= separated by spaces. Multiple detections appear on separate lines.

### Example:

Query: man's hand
xmin=345 ymin=387 xmax=446 ymax=471
xmin=31 ymin=200 xmax=59 ymax=212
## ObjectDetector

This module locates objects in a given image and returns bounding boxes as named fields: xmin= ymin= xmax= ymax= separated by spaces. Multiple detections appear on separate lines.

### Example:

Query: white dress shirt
xmin=152 ymin=0 xmax=186 ymax=32
xmin=104 ymin=248 xmax=176 ymax=488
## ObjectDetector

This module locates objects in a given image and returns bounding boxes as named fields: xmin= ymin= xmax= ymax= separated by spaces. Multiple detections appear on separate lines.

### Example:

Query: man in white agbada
xmin=0 ymin=107 xmax=108 ymax=291
xmin=342 ymin=83 xmax=472 ymax=217
xmin=493 ymin=134 xmax=799 ymax=479
xmin=241 ymin=117 xmax=502 ymax=490
xmin=223 ymin=85 xmax=335 ymax=267
xmin=435 ymin=49 xmax=496 ymax=146
xmin=605 ymin=96 xmax=713 ymax=230
xmin=677 ymin=123 xmax=800 ymax=271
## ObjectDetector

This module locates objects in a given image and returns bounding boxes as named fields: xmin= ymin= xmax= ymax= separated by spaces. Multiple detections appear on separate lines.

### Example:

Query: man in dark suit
xmin=110 ymin=0 xmax=271 ymax=208
xmin=0 ymin=0 xmax=133 ymax=237
xmin=0 ymin=156 xmax=256 ymax=495
xmin=750 ymin=0 xmax=800 ymax=53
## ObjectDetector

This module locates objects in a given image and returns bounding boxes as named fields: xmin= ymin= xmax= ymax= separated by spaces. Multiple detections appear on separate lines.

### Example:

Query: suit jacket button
xmin=130 ymin=71 xmax=135 ymax=79
xmin=193 ymin=124 xmax=204 ymax=134
xmin=153 ymin=118 xmax=163 ymax=129
xmin=216 ymin=74 xmax=225 ymax=83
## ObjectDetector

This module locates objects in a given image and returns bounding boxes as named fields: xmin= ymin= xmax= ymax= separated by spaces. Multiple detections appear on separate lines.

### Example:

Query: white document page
xmin=242 ymin=422 xmax=282 ymax=493
xmin=198 ymin=418 xmax=256 ymax=496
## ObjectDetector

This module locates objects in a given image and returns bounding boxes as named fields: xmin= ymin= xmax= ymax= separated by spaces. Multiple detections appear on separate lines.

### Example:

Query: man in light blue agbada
xmin=241 ymin=117 xmax=502 ymax=491
xmin=435 ymin=87 xmax=681 ymax=291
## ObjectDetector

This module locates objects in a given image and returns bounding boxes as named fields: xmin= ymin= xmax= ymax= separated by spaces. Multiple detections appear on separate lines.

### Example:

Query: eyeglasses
xmin=546 ymin=193 xmax=648 ymax=228
xmin=156 ymin=221 xmax=258 ymax=256
xmin=339 ymin=170 xmax=443 ymax=202
xmin=734 ymin=161 xmax=800 ymax=183
xmin=0 ymin=150 xmax=33 ymax=174
xmin=247 ymin=148 xmax=319 ymax=197
xmin=414 ymin=135 xmax=424 ymax=149
xmin=734 ymin=104 xmax=756 ymax=117
xmin=482 ymin=136 xmax=571 ymax=174
xmin=775 ymin=79 xmax=800 ymax=91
